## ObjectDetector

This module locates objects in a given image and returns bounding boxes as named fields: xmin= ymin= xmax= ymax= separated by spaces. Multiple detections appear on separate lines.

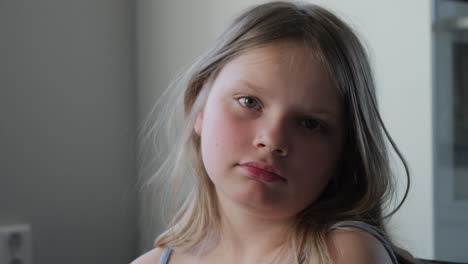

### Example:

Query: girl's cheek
xmin=221 ymin=109 xmax=252 ymax=144
xmin=206 ymin=102 xmax=251 ymax=145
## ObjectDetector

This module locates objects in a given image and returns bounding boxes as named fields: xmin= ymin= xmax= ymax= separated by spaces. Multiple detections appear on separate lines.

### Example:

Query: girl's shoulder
xmin=326 ymin=221 xmax=397 ymax=264
xmin=130 ymin=247 xmax=165 ymax=264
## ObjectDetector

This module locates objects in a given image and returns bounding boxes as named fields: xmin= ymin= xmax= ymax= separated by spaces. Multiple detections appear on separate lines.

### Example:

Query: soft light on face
xmin=194 ymin=42 xmax=346 ymax=220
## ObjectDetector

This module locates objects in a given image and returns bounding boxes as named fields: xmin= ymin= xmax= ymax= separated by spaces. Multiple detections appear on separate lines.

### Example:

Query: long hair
xmin=138 ymin=2 xmax=417 ymax=263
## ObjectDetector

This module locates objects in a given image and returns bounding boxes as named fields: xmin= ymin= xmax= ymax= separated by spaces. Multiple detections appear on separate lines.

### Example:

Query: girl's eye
xmin=238 ymin=96 xmax=260 ymax=110
xmin=301 ymin=119 xmax=322 ymax=131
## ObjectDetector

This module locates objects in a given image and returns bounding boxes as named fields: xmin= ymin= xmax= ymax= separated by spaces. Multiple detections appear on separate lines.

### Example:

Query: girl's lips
xmin=239 ymin=161 xmax=286 ymax=183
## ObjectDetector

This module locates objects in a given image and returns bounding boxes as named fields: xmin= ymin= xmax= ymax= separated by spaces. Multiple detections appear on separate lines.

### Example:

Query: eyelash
xmin=235 ymin=96 xmax=326 ymax=132
xmin=300 ymin=119 xmax=324 ymax=132
xmin=237 ymin=96 xmax=262 ymax=111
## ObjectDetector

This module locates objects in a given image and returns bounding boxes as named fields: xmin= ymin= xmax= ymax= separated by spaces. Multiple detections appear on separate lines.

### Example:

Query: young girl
xmin=133 ymin=2 xmax=420 ymax=264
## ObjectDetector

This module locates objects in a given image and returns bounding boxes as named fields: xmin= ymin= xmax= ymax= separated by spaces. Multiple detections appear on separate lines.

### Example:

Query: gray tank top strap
xmin=157 ymin=222 xmax=399 ymax=264
xmin=158 ymin=247 xmax=173 ymax=264
xmin=158 ymin=246 xmax=307 ymax=264
xmin=330 ymin=221 xmax=399 ymax=264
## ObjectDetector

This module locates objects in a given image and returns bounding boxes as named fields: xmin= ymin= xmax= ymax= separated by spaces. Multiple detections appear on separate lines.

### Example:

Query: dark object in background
xmin=419 ymin=259 xmax=468 ymax=264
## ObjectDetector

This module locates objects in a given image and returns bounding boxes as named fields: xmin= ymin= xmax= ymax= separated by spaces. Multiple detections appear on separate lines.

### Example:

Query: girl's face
xmin=195 ymin=42 xmax=346 ymax=220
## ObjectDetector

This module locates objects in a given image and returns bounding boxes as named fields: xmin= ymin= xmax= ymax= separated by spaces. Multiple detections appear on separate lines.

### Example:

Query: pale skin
xmin=132 ymin=42 xmax=393 ymax=264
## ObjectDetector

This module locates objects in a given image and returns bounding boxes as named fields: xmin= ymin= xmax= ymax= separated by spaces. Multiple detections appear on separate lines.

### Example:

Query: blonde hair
xmin=138 ymin=2 xmax=418 ymax=263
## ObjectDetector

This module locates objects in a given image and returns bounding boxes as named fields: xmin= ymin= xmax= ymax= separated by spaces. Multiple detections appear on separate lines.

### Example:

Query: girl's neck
xmin=201 ymin=194 xmax=295 ymax=263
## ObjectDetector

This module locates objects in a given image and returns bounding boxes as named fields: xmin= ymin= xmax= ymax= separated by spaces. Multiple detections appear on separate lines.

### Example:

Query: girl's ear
xmin=194 ymin=110 xmax=203 ymax=136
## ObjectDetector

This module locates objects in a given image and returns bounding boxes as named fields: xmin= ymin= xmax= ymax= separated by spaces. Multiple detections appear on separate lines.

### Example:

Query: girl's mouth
xmin=239 ymin=161 xmax=286 ymax=183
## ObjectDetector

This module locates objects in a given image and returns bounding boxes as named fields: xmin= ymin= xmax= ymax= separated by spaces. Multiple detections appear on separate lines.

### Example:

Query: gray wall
xmin=1 ymin=0 xmax=138 ymax=263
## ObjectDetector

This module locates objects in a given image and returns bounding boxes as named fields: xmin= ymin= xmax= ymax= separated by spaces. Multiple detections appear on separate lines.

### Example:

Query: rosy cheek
xmin=214 ymin=106 xmax=250 ymax=141
xmin=202 ymin=105 xmax=245 ymax=156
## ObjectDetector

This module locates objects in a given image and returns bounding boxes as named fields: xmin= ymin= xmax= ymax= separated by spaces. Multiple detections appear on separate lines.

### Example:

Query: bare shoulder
xmin=130 ymin=247 xmax=164 ymax=264
xmin=326 ymin=227 xmax=394 ymax=264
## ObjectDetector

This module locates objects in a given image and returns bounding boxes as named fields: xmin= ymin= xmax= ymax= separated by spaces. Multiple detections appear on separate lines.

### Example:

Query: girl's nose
xmin=252 ymin=125 xmax=289 ymax=157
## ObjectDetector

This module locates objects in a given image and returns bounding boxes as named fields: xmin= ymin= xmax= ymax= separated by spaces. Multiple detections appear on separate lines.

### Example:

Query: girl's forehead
xmin=216 ymin=41 xmax=332 ymax=90
xmin=230 ymin=41 xmax=319 ymax=68
xmin=209 ymin=41 xmax=342 ymax=116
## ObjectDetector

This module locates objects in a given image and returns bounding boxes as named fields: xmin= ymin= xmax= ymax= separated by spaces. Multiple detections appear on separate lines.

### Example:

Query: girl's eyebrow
xmin=233 ymin=79 xmax=264 ymax=92
xmin=290 ymin=105 xmax=337 ymax=120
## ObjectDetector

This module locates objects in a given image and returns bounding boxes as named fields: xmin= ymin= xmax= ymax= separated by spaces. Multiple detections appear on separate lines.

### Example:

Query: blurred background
xmin=1 ymin=0 xmax=467 ymax=263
